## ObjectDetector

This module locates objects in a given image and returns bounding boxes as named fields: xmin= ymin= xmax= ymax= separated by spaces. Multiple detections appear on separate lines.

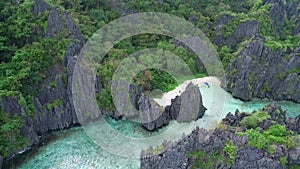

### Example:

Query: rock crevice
xmin=222 ymin=39 xmax=300 ymax=103
xmin=141 ymin=103 xmax=300 ymax=169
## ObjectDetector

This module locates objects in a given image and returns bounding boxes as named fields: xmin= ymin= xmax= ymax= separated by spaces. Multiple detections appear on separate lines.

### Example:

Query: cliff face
xmin=139 ymin=83 xmax=206 ymax=131
xmin=0 ymin=156 xmax=2 ymax=169
xmin=141 ymin=103 xmax=300 ymax=169
xmin=220 ymin=0 xmax=300 ymax=103
xmin=1 ymin=0 xmax=85 ymax=156
xmin=221 ymin=39 xmax=300 ymax=103
xmin=113 ymin=80 xmax=206 ymax=131
xmin=0 ymin=0 xmax=208 ymax=159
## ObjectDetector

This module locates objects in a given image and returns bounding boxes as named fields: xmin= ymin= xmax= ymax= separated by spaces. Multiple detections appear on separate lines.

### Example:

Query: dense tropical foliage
xmin=0 ymin=0 xmax=300 ymax=157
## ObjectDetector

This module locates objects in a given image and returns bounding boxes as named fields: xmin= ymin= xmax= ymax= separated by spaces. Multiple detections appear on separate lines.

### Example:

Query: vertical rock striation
xmin=1 ymin=0 xmax=86 ymax=157
xmin=141 ymin=104 xmax=300 ymax=169
xmin=221 ymin=39 xmax=300 ymax=103
xmin=140 ymin=82 xmax=206 ymax=131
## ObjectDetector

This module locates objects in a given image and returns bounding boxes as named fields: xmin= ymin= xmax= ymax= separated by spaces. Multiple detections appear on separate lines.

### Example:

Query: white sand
xmin=153 ymin=76 xmax=221 ymax=107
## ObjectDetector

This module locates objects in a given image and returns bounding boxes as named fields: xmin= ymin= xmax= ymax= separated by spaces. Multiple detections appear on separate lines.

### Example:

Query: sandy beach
xmin=153 ymin=76 xmax=221 ymax=107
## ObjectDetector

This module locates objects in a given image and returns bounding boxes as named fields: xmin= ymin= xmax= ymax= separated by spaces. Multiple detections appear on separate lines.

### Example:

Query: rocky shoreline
xmin=139 ymin=82 xmax=206 ymax=131
xmin=1 ymin=0 xmax=300 ymax=168
xmin=141 ymin=103 xmax=300 ymax=169
xmin=0 ymin=1 xmax=207 ymax=164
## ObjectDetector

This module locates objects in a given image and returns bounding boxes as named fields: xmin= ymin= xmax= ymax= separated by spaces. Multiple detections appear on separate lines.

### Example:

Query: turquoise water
xmin=5 ymin=85 xmax=300 ymax=169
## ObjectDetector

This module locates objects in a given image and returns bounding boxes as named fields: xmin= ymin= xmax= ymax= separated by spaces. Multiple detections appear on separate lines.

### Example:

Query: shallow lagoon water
xmin=6 ymin=85 xmax=300 ymax=169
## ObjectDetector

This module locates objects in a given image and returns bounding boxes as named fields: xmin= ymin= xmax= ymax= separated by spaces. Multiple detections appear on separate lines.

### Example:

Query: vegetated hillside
xmin=0 ymin=0 xmax=299 ymax=162
xmin=141 ymin=103 xmax=300 ymax=169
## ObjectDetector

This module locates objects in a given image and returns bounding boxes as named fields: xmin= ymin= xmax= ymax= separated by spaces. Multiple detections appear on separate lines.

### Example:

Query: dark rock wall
xmin=112 ymin=80 xmax=207 ymax=131
xmin=221 ymin=39 xmax=300 ymax=103
xmin=32 ymin=0 xmax=51 ymax=16
xmin=141 ymin=104 xmax=300 ymax=169
xmin=1 ymin=0 xmax=86 ymax=156
xmin=140 ymin=83 xmax=206 ymax=131
xmin=0 ymin=155 xmax=2 ymax=169
xmin=219 ymin=0 xmax=300 ymax=103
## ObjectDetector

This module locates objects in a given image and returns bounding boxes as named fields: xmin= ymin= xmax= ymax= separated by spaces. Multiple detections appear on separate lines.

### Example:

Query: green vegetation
xmin=224 ymin=141 xmax=237 ymax=165
xmin=279 ymin=156 xmax=288 ymax=166
xmin=49 ymin=82 xmax=57 ymax=88
xmin=240 ymin=111 xmax=270 ymax=129
xmin=0 ymin=0 xmax=71 ymax=156
xmin=289 ymin=165 xmax=300 ymax=169
xmin=0 ymin=110 xmax=28 ymax=157
xmin=262 ymin=83 xmax=271 ymax=92
xmin=95 ymin=38 xmax=206 ymax=110
xmin=46 ymin=99 xmax=63 ymax=110
xmin=237 ymin=124 xmax=299 ymax=151
xmin=152 ymin=145 xmax=164 ymax=155
xmin=96 ymin=89 xmax=115 ymax=111
xmin=288 ymin=68 xmax=300 ymax=75
xmin=1 ymin=0 xmax=300 ymax=159
xmin=40 ymin=0 xmax=300 ymax=111
xmin=188 ymin=149 xmax=232 ymax=169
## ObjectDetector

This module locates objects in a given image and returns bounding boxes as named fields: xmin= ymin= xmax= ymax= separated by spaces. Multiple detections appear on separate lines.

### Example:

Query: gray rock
xmin=225 ymin=20 xmax=259 ymax=48
xmin=1 ymin=96 xmax=25 ymax=116
xmin=32 ymin=0 xmax=51 ymax=16
xmin=141 ymin=104 xmax=296 ymax=169
xmin=0 ymin=155 xmax=2 ymax=169
xmin=111 ymin=80 xmax=142 ymax=118
xmin=215 ymin=19 xmax=259 ymax=48
xmin=221 ymin=39 xmax=300 ymax=103
xmin=0 ymin=0 xmax=86 ymax=157
xmin=287 ymin=116 xmax=300 ymax=134
xmin=293 ymin=18 xmax=300 ymax=35
xmin=288 ymin=147 xmax=300 ymax=165
xmin=46 ymin=9 xmax=65 ymax=37
xmin=273 ymin=145 xmax=288 ymax=159
xmin=268 ymin=0 xmax=285 ymax=35
xmin=140 ymin=83 xmax=206 ymax=131
xmin=176 ymin=83 xmax=206 ymax=123
xmin=285 ymin=0 xmax=299 ymax=20
xmin=139 ymin=94 xmax=168 ymax=131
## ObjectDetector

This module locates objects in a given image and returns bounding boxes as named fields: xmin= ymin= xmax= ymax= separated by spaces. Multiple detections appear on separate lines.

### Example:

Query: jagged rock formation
xmin=112 ymin=80 xmax=206 ymax=131
xmin=31 ymin=5 xmax=85 ymax=133
xmin=221 ymin=39 xmax=300 ymax=103
xmin=217 ymin=0 xmax=300 ymax=103
xmin=0 ymin=155 xmax=2 ymax=169
xmin=139 ymin=95 xmax=167 ymax=130
xmin=140 ymin=83 xmax=206 ymax=131
xmin=0 ymin=0 xmax=207 ymax=158
xmin=141 ymin=103 xmax=300 ymax=169
xmin=0 ymin=0 xmax=85 ymax=157
xmin=175 ymin=83 xmax=206 ymax=122
xmin=32 ymin=0 xmax=51 ymax=16
xmin=215 ymin=19 xmax=259 ymax=49
xmin=262 ymin=0 xmax=300 ymax=35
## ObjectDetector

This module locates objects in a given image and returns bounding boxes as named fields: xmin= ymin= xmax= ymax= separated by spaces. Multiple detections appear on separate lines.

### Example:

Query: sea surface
xmin=5 ymin=85 xmax=300 ymax=169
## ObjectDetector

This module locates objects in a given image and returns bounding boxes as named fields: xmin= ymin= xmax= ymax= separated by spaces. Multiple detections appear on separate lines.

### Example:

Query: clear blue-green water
xmin=5 ymin=85 xmax=300 ymax=169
